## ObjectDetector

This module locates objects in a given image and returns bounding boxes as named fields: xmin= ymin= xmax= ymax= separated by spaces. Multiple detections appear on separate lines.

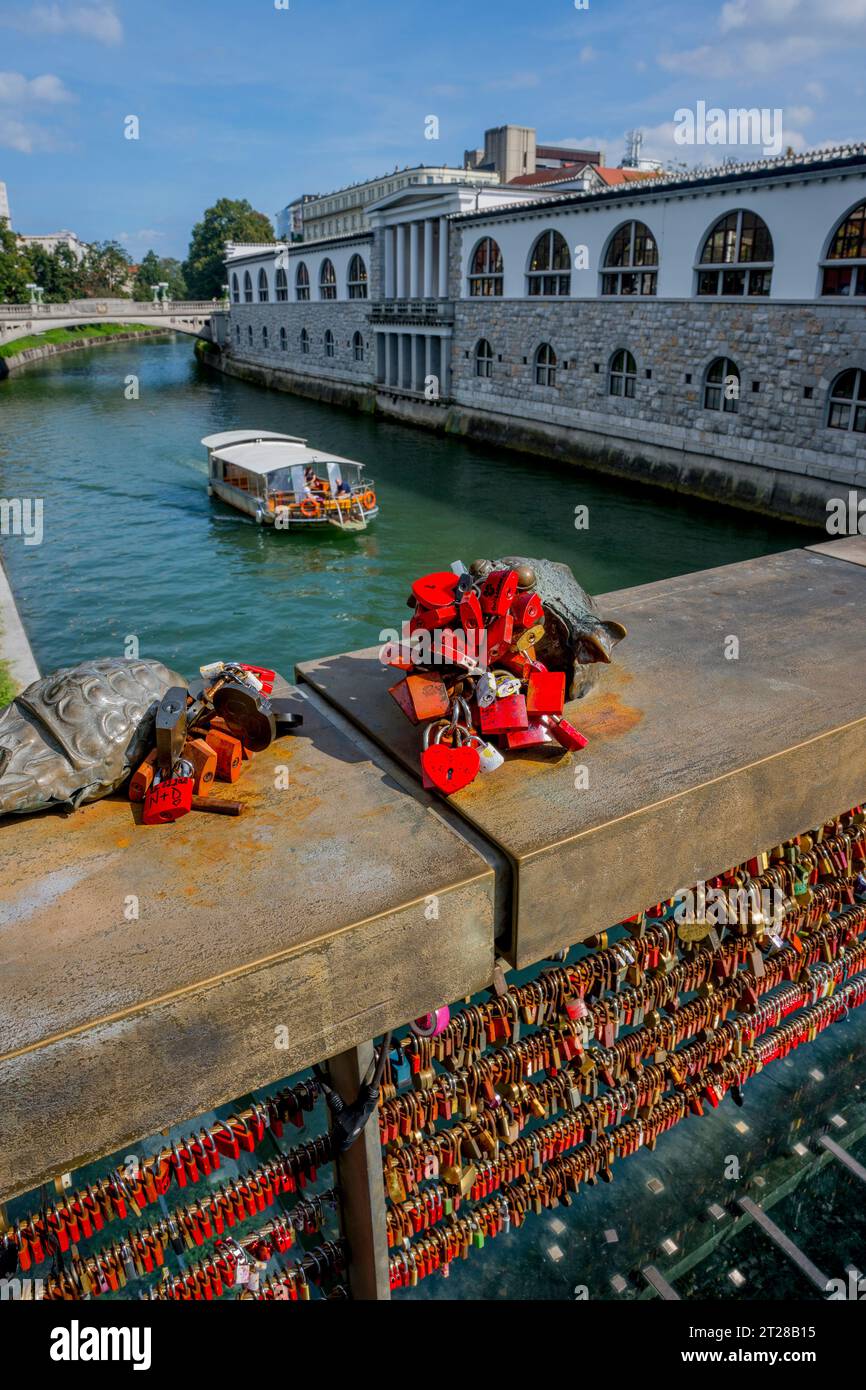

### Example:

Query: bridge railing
xmin=0 ymin=299 xmax=227 ymax=315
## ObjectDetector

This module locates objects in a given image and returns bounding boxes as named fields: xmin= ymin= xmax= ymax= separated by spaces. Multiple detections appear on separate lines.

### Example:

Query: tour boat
xmin=201 ymin=430 xmax=378 ymax=530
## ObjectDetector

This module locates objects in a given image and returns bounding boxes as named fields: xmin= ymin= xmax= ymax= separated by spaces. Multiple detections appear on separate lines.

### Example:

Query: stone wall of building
xmin=218 ymin=275 xmax=865 ymax=523
xmin=450 ymin=297 xmax=866 ymax=480
xmin=228 ymin=299 xmax=374 ymax=390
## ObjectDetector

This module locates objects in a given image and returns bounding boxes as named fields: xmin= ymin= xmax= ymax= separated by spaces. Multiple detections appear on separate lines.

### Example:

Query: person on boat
xmin=335 ymin=479 xmax=351 ymax=497
xmin=304 ymin=465 xmax=328 ymax=495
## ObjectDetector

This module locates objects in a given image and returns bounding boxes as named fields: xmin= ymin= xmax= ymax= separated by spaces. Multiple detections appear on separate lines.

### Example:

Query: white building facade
xmin=217 ymin=147 xmax=866 ymax=522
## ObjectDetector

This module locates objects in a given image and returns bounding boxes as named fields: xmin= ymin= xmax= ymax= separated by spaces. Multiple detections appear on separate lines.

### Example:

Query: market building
xmin=217 ymin=145 xmax=866 ymax=523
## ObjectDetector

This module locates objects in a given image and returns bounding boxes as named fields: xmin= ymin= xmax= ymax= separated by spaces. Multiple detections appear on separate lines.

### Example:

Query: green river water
xmin=0 ymin=336 xmax=810 ymax=678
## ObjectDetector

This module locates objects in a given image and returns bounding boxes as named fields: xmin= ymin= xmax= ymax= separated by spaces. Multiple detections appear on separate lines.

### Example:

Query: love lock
xmin=142 ymin=759 xmax=195 ymax=825
xmin=410 ymin=1007 xmax=451 ymax=1038
xmin=420 ymin=716 xmax=480 ymax=795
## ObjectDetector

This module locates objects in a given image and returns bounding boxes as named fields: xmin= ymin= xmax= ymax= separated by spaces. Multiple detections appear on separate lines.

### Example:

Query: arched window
xmin=258 ymin=268 xmax=269 ymax=302
xmin=696 ymin=211 xmax=773 ymax=296
xmin=348 ymin=254 xmax=368 ymax=299
xmin=475 ymin=338 xmax=494 ymax=378
xmin=352 ymin=330 xmax=364 ymax=362
xmin=320 ymin=259 xmax=337 ymax=300
xmin=821 ymin=203 xmax=866 ymax=298
xmin=469 ymin=238 xmax=504 ymax=296
xmin=247 ymin=324 xmax=253 ymax=346
xmin=275 ymin=268 xmax=288 ymax=302
xmin=703 ymin=357 xmax=740 ymax=413
xmin=827 ymin=369 xmax=866 ymax=433
xmin=324 ymin=328 xmax=335 ymax=357
xmin=280 ymin=326 xmax=287 ymax=351
xmin=231 ymin=273 xmax=240 ymax=304
xmin=609 ymin=350 xmax=637 ymax=398
xmin=296 ymin=262 xmax=310 ymax=301
xmin=262 ymin=325 xmax=269 ymax=348
xmin=602 ymin=222 xmax=658 ymax=296
xmin=243 ymin=272 xmax=253 ymax=303
xmin=534 ymin=342 xmax=557 ymax=386
xmin=300 ymin=327 xmax=310 ymax=354
xmin=527 ymin=231 xmax=570 ymax=296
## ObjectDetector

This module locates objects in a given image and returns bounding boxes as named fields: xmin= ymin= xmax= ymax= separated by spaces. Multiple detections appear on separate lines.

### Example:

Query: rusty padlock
xmin=388 ymin=673 xmax=451 ymax=724
xmin=183 ymin=737 xmax=218 ymax=797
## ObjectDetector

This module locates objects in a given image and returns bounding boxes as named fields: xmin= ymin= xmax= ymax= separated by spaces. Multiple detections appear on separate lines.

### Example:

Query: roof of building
xmin=509 ymin=164 xmax=592 ymax=187
xmin=452 ymin=143 xmax=866 ymax=224
xmin=205 ymin=437 xmax=365 ymax=477
xmin=592 ymin=166 xmax=662 ymax=186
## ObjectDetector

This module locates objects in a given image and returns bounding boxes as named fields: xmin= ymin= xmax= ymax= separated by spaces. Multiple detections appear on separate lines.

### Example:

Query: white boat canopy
xmin=201 ymin=429 xmax=307 ymax=449
xmin=207 ymin=438 xmax=366 ymax=479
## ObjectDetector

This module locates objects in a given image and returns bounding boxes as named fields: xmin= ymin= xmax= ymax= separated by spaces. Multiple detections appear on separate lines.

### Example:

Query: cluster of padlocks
xmin=387 ymin=562 xmax=588 ymax=793
xmin=0 ymin=1079 xmax=346 ymax=1300
xmin=379 ymin=807 xmax=866 ymax=1288
xmin=128 ymin=661 xmax=301 ymax=824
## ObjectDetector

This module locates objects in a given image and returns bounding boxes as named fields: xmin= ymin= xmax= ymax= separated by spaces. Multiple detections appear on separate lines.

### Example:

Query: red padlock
xmin=142 ymin=773 xmax=194 ymax=824
xmin=505 ymin=720 xmax=556 ymax=749
xmin=459 ymin=591 xmax=484 ymax=631
xmin=512 ymin=590 xmax=544 ymax=628
xmin=412 ymin=572 xmax=460 ymax=609
xmin=478 ymin=569 xmax=519 ymax=617
xmin=478 ymin=693 xmax=529 ymax=735
xmin=238 ymin=663 xmax=275 ymax=696
xmin=526 ymin=670 xmax=566 ymax=717
xmin=409 ymin=604 xmax=457 ymax=632
xmin=542 ymin=714 xmax=588 ymax=751
xmin=486 ymin=613 xmax=514 ymax=661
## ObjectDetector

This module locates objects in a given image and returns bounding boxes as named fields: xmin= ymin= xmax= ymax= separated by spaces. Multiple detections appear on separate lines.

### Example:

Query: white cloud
xmin=0 ymin=70 xmax=74 ymax=153
xmin=662 ymin=0 xmax=866 ymax=76
xmin=2 ymin=3 xmax=122 ymax=45
xmin=0 ymin=70 xmax=74 ymax=103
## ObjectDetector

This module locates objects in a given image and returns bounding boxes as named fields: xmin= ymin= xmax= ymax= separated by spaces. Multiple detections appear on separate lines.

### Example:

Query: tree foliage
xmin=183 ymin=198 xmax=274 ymax=299
xmin=132 ymin=250 xmax=187 ymax=301
xmin=0 ymin=218 xmax=31 ymax=303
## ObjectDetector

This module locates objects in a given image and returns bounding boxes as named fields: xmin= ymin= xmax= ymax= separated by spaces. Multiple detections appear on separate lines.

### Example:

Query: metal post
xmin=737 ymin=1196 xmax=831 ymax=1293
xmin=819 ymin=1134 xmax=866 ymax=1184
xmin=327 ymin=1041 xmax=391 ymax=1301
xmin=641 ymin=1265 xmax=680 ymax=1300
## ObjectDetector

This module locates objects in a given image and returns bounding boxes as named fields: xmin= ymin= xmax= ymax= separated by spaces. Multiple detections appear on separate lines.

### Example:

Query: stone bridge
xmin=0 ymin=298 xmax=227 ymax=347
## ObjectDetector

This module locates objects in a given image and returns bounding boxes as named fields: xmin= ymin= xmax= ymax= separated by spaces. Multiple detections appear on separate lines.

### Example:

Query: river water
xmin=0 ymin=336 xmax=808 ymax=678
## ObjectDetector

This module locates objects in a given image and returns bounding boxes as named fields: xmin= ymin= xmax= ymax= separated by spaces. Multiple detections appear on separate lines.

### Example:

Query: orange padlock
xmin=129 ymin=749 xmax=158 ymax=802
xmin=206 ymin=728 xmax=243 ymax=782
xmin=388 ymin=674 xmax=450 ymax=725
xmin=208 ymin=717 xmax=251 ymax=760
xmin=183 ymin=737 xmax=217 ymax=797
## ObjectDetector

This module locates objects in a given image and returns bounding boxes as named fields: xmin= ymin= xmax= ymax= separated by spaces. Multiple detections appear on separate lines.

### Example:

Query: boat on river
xmin=201 ymin=431 xmax=378 ymax=531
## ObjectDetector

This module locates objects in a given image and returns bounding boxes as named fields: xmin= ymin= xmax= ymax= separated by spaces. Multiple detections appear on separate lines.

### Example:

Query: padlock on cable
xmin=410 ymin=1007 xmax=451 ymax=1038
xmin=142 ymin=761 xmax=194 ymax=825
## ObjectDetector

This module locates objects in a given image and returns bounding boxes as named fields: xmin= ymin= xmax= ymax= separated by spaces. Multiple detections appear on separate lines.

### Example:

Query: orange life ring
xmin=300 ymin=498 xmax=321 ymax=518
xmin=362 ymin=491 xmax=376 ymax=511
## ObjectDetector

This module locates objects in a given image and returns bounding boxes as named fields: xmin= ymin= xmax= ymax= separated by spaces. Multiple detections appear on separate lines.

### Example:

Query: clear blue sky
xmin=1 ymin=0 xmax=864 ymax=261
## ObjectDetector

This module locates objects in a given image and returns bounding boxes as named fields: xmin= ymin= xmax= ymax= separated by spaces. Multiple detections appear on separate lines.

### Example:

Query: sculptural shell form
xmin=0 ymin=657 xmax=186 ymax=818
xmin=471 ymin=556 xmax=627 ymax=700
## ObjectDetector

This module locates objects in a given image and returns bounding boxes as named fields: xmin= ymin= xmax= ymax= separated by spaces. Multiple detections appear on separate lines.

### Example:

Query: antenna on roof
xmin=623 ymin=130 xmax=643 ymax=168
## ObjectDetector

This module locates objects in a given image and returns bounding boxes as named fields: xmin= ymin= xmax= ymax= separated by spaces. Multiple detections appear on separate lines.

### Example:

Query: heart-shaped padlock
xmin=412 ymin=572 xmax=460 ymax=609
xmin=421 ymin=744 xmax=480 ymax=794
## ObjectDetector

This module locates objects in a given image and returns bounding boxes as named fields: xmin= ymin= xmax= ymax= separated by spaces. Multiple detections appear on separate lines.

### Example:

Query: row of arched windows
xmin=470 ymin=338 xmax=865 ymax=432
xmin=234 ymin=321 xmax=366 ymax=361
xmin=467 ymin=201 xmax=866 ymax=300
xmin=231 ymin=255 xmax=368 ymax=304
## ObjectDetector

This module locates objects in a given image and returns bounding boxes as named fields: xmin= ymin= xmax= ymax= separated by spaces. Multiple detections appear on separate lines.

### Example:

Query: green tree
xmin=0 ymin=218 xmax=31 ymax=303
xmin=23 ymin=244 xmax=82 ymax=302
xmin=183 ymin=198 xmax=274 ymax=299
xmin=132 ymin=250 xmax=187 ymax=301
xmin=78 ymin=240 xmax=133 ymax=297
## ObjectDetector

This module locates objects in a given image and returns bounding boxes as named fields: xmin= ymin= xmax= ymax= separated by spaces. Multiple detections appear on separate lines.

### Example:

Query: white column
xmin=439 ymin=336 xmax=451 ymax=397
xmin=437 ymin=218 xmax=448 ymax=299
xmin=411 ymin=221 xmax=423 ymax=298
xmin=423 ymin=221 xmax=434 ymax=298
xmin=395 ymin=225 xmax=405 ymax=299
xmin=414 ymin=334 xmax=427 ymax=392
xmin=384 ymin=229 xmax=395 ymax=299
